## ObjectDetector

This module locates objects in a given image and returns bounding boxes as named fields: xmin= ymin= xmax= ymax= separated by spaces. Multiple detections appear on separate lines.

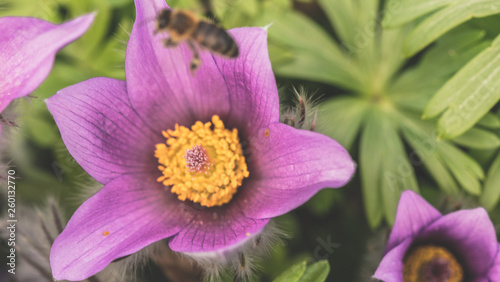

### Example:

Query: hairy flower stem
xmin=151 ymin=241 xmax=203 ymax=282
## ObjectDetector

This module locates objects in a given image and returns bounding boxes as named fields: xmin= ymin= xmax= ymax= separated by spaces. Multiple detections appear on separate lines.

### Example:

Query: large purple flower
xmin=47 ymin=0 xmax=355 ymax=280
xmin=0 ymin=14 xmax=94 ymax=132
xmin=374 ymin=190 xmax=500 ymax=281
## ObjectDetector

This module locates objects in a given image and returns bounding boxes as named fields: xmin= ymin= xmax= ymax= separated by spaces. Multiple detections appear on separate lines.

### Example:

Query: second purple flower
xmin=375 ymin=190 xmax=500 ymax=281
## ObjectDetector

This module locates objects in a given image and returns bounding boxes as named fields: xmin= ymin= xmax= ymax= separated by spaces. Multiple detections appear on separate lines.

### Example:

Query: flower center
xmin=403 ymin=245 xmax=463 ymax=282
xmin=155 ymin=115 xmax=249 ymax=207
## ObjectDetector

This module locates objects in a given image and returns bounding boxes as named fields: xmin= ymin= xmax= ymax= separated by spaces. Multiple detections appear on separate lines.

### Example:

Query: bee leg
xmin=163 ymin=37 xmax=179 ymax=47
xmin=187 ymin=40 xmax=201 ymax=75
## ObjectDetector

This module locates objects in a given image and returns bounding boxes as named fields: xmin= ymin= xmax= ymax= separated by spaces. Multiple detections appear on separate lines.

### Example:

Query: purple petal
xmin=373 ymin=238 xmax=411 ymax=282
xmin=126 ymin=0 xmax=279 ymax=135
xmin=385 ymin=190 xmax=441 ymax=252
xmin=0 ymin=14 xmax=94 ymax=112
xmin=168 ymin=201 xmax=269 ymax=253
xmin=46 ymin=77 xmax=158 ymax=184
xmin=487 ymin=245 xmax=500 ymax=281
xmin=213 ymin=27 xmax=280 ymax=134
xmin=419 ymin=208 xmax=498 ymax=278
xmin=50 ymin=175 xmax=190 ymax=281
xmin=240 ymin=123 xmax=355 ymax=219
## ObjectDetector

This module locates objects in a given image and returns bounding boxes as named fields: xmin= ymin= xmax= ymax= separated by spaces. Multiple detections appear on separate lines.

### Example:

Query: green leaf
xmin=318 ymin=0 xmax=355 ymax=46
xmin=376 ymin=25 xmax=412 ymax=90
xmin=273 ymin=52 xmax=361 ymax=91
xmin=415 ymin=29 xmax=489 ymax=79
xmin=423 ymin=35 xmax=500 ymax=138
xmin=478 ymin=112 xmax=500 ymax=128
xmin=389 ymin=28 xmax=489 ymax=111
xmin=403 ymin=0 xmax=500 ymax=57
xmin=318 ymin=97 xmax=368 ymax=150
xmin=273 ymin=261 xmax=307 ymax=282
xmin=400 ymin=119 xmax=460 ymax=194
xmin=383 ymin=0 xmax=453 ymax=28
xmin=265 ymin=10 xmax=362 ymax=90
xmin=452 ymin=127 xmax=500 ymax=149
xmin=273 ymin=260 xmax=331 ymax=282
xmin=378 ymin=114 xmax=418 ymax=225
xmin=480 ymin=153 xmax=500 ymax=210
xmin=359 ymin=110 xmax=386 ymax=228
xmin=318 ymin=0 xmax=378 ymax=49
xmin=437 ymin=142 xmax=484 ymax=195
xmin=298 ymin=260 xmax=330 ymax=282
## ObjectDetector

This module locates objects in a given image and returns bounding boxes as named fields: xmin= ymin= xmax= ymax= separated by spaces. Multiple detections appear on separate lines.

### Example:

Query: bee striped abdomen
xmin=194 ymin=21 xmax=239 ymax=58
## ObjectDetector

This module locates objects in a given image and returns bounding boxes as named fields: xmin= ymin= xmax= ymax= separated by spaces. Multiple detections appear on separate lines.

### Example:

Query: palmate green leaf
xmin=360 ymin=109 xmax=418 ymax=227
xmin=480 ymin=152 xmax=500 ymax=210
xmin=400 ymin=119 xmax=460 ymax=195
xmin=423 ymin=34 xmax=500 ymax=139
xmin=414 ymin=29 xmax=489 ymax=79
xmin=375 ymin=24 xmax=412 ymax=91
xmin=388 ymin=27 xmax=489 ymax=112
xmin=317 ymin=97 xmax=368 ymax=150
xmin=438 ymin=142 xmax=484 ymax=195
xmin=360 ymin=110 xmax=385 ymax=229
xmin=318 ymin=0 xmax=378 ymax=49
xmin=383 ymin=0 xmax=453 ymax=28
xmin=378 ymin=114 xmax=418 ymax=225
xmin=273 ymin=260 xmax=330 ymax=282
xmin=399 ymin=114 xmax=485 ymax=195
xmin=403 ymin=0 xmax=500 ymax=57
xmin=264 ymin=10 xmax=363 ymax=91
xmin=273 ymin=52 xmax=360 ymax=91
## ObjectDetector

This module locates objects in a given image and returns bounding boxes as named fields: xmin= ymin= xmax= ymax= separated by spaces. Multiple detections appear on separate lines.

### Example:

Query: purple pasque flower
xmin=0 ymin=13 xmax=94 ymax=133
xmin=46 ymin=0 xmax=355 ymax=280
xmin=374 ymin=190 xmax=500 ymax=281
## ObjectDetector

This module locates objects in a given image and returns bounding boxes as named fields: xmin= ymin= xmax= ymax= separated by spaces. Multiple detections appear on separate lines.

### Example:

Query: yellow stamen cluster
xmin=155 ymin=115 xmax=249 ymax=207
xmin=403 ymin=245 xmax=463 ymax=282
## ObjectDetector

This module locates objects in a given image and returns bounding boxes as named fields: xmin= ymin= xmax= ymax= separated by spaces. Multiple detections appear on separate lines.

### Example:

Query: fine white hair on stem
xmin=280 ymin=86 xmax=322 ymax=132
xmin=174 ymin=220 xmax=288 ymax=282
xmin=0 ymin=198 xmax=111 ymax=282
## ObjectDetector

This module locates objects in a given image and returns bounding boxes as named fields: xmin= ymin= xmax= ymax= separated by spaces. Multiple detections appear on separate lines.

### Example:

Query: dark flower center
xmin=403 ymin=245 xmax=463 ymax=282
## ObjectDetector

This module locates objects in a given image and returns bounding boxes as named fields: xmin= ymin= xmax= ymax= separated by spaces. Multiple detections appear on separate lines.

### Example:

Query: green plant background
xmin=1 ymin=0 xmax=500 ymax=281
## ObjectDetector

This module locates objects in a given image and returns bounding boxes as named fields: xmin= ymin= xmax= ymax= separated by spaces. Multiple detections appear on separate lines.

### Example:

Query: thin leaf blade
xmin=403 ymin=0 xmax=500 ymax=57
xmin=480 ymin=153 xmax=500 ymax=210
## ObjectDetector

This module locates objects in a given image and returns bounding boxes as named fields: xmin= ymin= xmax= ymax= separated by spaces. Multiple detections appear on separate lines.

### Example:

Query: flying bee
xmin=154 ymin=9 xmax=239 ymax=74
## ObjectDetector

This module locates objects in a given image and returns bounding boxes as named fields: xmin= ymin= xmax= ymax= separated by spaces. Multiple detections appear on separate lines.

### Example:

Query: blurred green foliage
xmin=2 ymin=0 xmax=500 ymax=281
xmin=255 ymin=0 xmax=500 ymax=229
